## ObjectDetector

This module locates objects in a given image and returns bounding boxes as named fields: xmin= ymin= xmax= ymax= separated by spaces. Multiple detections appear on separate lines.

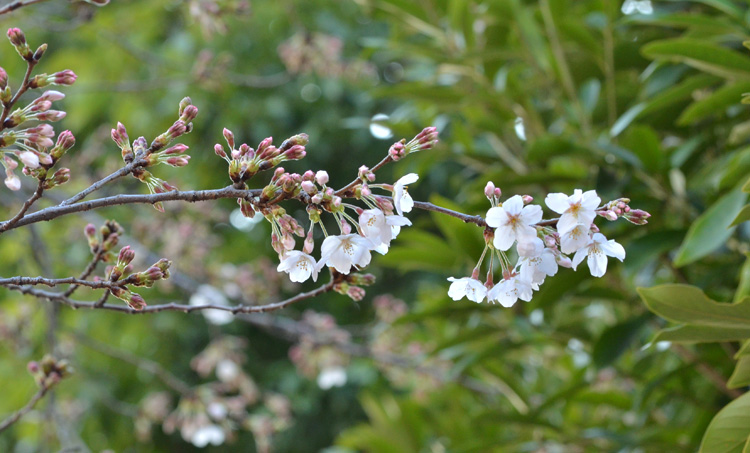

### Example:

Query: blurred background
xmin=1 ymin=0 xmax=749 ymax=451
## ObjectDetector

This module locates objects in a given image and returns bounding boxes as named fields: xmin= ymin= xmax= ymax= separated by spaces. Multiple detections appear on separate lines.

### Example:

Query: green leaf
xmin=653 ymin=324 xmax=750 ymax=343
xmin=737 ymin=254 xmax=750 ymax=303
xmin=639 ymin=284 xmax=750 ymax=328
xmin=728 ymin=356 xmax=750 ymax=389
xmin=744 ymin=178 xmax=750 ymax=193
xmin=731 ymin=205 xmax=750 ymax=227
xmin=642 ymin=39 xmax=750 ymax=79
xmin=699 ymin=391 xmax=750 ymax=453
xmin=621 ymin=125 xmax=664 ymax=172
xmin=673 ymin=186 xmax=747 ymax=267
xmin=678 ymin=82 xmax=750 ymax=125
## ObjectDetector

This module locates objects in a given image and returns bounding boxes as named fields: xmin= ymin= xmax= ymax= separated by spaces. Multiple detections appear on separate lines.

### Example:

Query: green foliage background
xmin=1 ymin=0 xmax=749 ymax=451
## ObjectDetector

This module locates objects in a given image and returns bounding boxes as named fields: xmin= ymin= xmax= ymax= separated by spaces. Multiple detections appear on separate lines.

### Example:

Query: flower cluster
xmin=111 ymin=97 xmax=197 ymax=211
xmin=448 ymin=185 xmax=650 ymax=307
xmin=212 ymin=127 xmax=438 ymax=300
xmin=1 ymin=29 xmax=77 ymax=191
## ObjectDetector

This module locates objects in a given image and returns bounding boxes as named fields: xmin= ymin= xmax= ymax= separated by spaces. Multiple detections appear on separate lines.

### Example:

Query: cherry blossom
xmin=359 ymin=208 xmax=412 ymax=254
xmin=487 ymin=275 xmax=533 ymax=307
xmin=392 ymin=173 xmax=418 ymax=216
xmin=317 ymin=234 xmax=372 ymax=274
xmin=560 ymin=223 xmax=591 ymax=254
xmin=447 ymin=277 xmax=487 ymax=303
xmin=277 ymin=250 xmax=319 ymax=282
xmin=571 ymin=233 xmax=625 ymax=277
xmin=545 ymin=189 xmax=600 ymax=235
xmin=485 ymin=195 xmax=542 ymax=251
xmin=519 ymin=248 xmax=558 ymax=285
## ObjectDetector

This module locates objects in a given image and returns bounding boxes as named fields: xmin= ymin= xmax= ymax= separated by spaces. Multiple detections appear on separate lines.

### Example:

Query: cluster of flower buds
xmin=333 ymin=273 xmax=376 ymax=301
xmin=27 ymin=354 xmax=73 ymax=388
xmin=447 ymin=186 xmax=650 ymax=307
xmin=105 ymin=244 xmax=171 ymax=310
xmin=0 ymin=29 xmax=77 ymax=191
xmin=388 ymin=126 xmax=438 ymax=161
xmin=598 ymin=197 xmax=651 ymax=225
xmin=110 ymin=98 xmax=196 ymax=210
xmin=214 ymin=129 xmax=308 ymax=186
xmin=84 ymin=220 xmax=123 ymax=261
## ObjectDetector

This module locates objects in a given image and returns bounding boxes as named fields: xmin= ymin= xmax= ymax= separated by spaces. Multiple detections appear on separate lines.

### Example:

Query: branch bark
xmin=0 ymin=382 xmax=49 ymax=434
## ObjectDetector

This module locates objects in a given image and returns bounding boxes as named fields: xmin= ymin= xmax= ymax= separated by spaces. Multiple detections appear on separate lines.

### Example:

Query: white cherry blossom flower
xmin=517 ymin=236 xmax=544 ymax=258
xmin=447 ymin=277 xmax=486 ymax=303
xmin=571 ymin=232 xmax=625 ymax=277
xmin=359 ymin=208 xmax=412 ymax=254
xmin=486 ymin=195 xmax=542 ymax=251
xmin=4 ymin=174 xmax=20 ymax=191
xmin=519 ymin=248 xmax=558 ymax=285
xmin=18 ymin=151 xmax=39 ymax=168
xmin=487 ymin=275 xmax=533 ymax=307
xmin=277 ymin=250 xmax=319 ymax=282
xmin=392 ymin=173 xmax=418 ymax=216
xmin=317 ymin=234 xmax=372 ymax=274
xmin=560 ymin=223 xmax=591 ymax=254
xmin=545 ymin=189 xmax=601 ymax=235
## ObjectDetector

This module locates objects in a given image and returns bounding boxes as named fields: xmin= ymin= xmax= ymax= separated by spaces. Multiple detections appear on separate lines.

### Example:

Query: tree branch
xmin=0 ymin=185 xmax=262 ymax=233
xmin=0 ymin=382 xmax=49 ymax=434
xmin=59 ymin=162 xmax=140 ymax=206
xmin=4 ymin=279 xmax=336 ymax=314
xmin=0 ymin=276 xmax=130 ymax=290
xmin=0 ymin=0 xmax=51 ymax=16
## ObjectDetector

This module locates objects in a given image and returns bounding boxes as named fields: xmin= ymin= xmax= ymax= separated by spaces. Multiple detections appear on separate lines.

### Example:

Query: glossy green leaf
xmin=728 ymin=356 xmax=750 ymax=388
xmin=652 ymin=324 xmax=750 ymax=343
xmin=731 ymin=205 xmax=750 ymax=227
xmin=678 ymin=82 xmax=750 ymax=125
xmin=639 ymin=284 xmax=750 ymax=328
xmin=642 ymin=39 xmax=750 ymax=79
xmin=592 ymin=314 xmax=650 ymax=367
xmin=699 ymin=391 xmax=750 ymax=453
xmin=673 ymin=186 xmax=747 ymax=267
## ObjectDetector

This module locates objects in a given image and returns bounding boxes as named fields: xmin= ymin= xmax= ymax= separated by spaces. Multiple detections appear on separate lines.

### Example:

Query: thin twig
xmin=0 ymin=276 xmax=130 ymax=289
xmin=5 ymin=280 xmax=336 ymax=314
xmin=0 ymin=179 xmax=45 ymax=233
xmin=59 ymin=163 xmax=140 ymax=206
xmin=0 ymin=59 xmax=37 ymax=128
xmin=0 ymin=0 xmax=50 ymax=16
xmin=334 ymin=154 xmax=392 ymax=197
xmin=672 ymin=344 xmax=743 ymax=399
xmin=63 ymin=248 xmax=106 ymax=297
xmin=0 ymin=186 xmax=262 ymax=233
xmin=0 ymin=383 xmax=49 ymax=433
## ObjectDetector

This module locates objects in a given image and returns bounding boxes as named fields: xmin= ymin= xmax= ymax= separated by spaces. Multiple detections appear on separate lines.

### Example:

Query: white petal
xmin=447 ymin=277 xmax=468 ymax=300
xmin=501 ymin=195 xmax=524 ymax=215
xmin=581 ymin=190 xmax=601 ymax=210
xmin=556 ymin=214 xmax=579 ymax=236
xmin=600 ymin=239 xmax=626 ymax=261
xmin=560 ymin=225 xmax=590 ymax=254
xmin=588 ymin=250 xmax=608 ymax=277
xmin=493 ymin=225 xmax=516 ymax=251
xmin=395 ymin=173 xmax=419 ymax=186
xmin=571 ymin=248 xmax=587 ymax=270
xmin=400 ymin=192 xmax=414 ymax=214
xmin=545 ymin=193 xmax=570 ymax=214
xmin=485 ymin=206 xmax=506 ymax=228
xmin=520 ymin=204 xmax=542 ymax=225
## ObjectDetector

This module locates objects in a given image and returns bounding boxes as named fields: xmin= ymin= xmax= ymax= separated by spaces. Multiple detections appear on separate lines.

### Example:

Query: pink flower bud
xmin=388 ymin=141 xmax=405 ymax=160
xmin=165 ymin=156 xmax=190 ymax=167
xmin=521 ymin=195 xmax=533 ymax=204
xmin=179 ymin=104 xmax=198 ymax=123
xmin=0 ymin=67 xmax=7 ymax=89
xmin=84 ymin=223 xmax=96 ymax=238
xmin=27 ymin=361 xmax=40 ymax=374
xmin=39 ymin=90 xmax=65 ymax=102
xmin=360 ymin=184 xmax=372 ymax=197
xmin=4 ymin=174 xmax=20 ymax=191
xmin=494 ymin=188 xmax=502 ymax=198
xmin=484 ymin=181 xmax=495 ymax=199
xmin=33 ymin=43 xmax=47 ymax=61
xmin=128 ymin=293 xmax=146 ymax=311
xmin=214 ymin=143 xmax=227 ymax=159
xmin=223 ymin=128 xmax=235 ymax=149
xmin=51 ymin=70 xmax=77 ymax=85
xmin=280 ymin=133 xmax=309 ymax=151
xmin=302 ymin=170 xmax=315 ymax=181
xmin=118 ymin=246 xmax=135 ymax=265
xmin=18 ymin=151 xmax=39 ymax=168
xmin=315 ymin=170 xmax=329 ymax=185
xmin=283 ymin=144 xmax=306 ymax=160
xmin=7 ymin=28 xmax=32 ymax=59
xmin=166 ymin=121 xmax=186 ymax=139
xmin=37 ymin=110 xmax=66 ymax=122
xmin=301 ymin=180 xmax=316 ymax=194
xmin=340 ymin=219 xmax=351 ymax=234
xmin=311 ymin=193 xmax=323 ymax=204
xmin=347 ymin=286 xmax=366 ymax=301
xmin=162 ymin=143 xmax=188 ymax=155
xmin=557 ymin=256 xmax=573 ymax=268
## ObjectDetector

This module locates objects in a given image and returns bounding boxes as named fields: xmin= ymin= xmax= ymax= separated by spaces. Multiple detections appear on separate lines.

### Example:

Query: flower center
xmin=343 ymin=242 xmax=354 ymax=256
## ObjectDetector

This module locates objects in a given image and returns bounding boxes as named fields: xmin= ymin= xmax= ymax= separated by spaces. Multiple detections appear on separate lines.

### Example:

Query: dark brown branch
xmin=0 ymin=185 xmax=262 ymax=233
xmin=0 ymin=276 xmax=129 ymax=289
xmin=0 ymin=382 xmax=49 ymax=433
xmin=5 ymin=280 xmax=336 ymax=314
xmin=0 ymin=0 xmax=50 ymax=16
xmin=0 ymin=179 xmax=45 ymax=233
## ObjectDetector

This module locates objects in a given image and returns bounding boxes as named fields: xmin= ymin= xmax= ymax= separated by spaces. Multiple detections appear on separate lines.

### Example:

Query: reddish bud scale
xmin=0 ymin=67 xmax=7 ymax=89
xmin=223 ymin=128 xmax=235 ymax=149
xmin=51 ymin=70 xmax=77 ymax=86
